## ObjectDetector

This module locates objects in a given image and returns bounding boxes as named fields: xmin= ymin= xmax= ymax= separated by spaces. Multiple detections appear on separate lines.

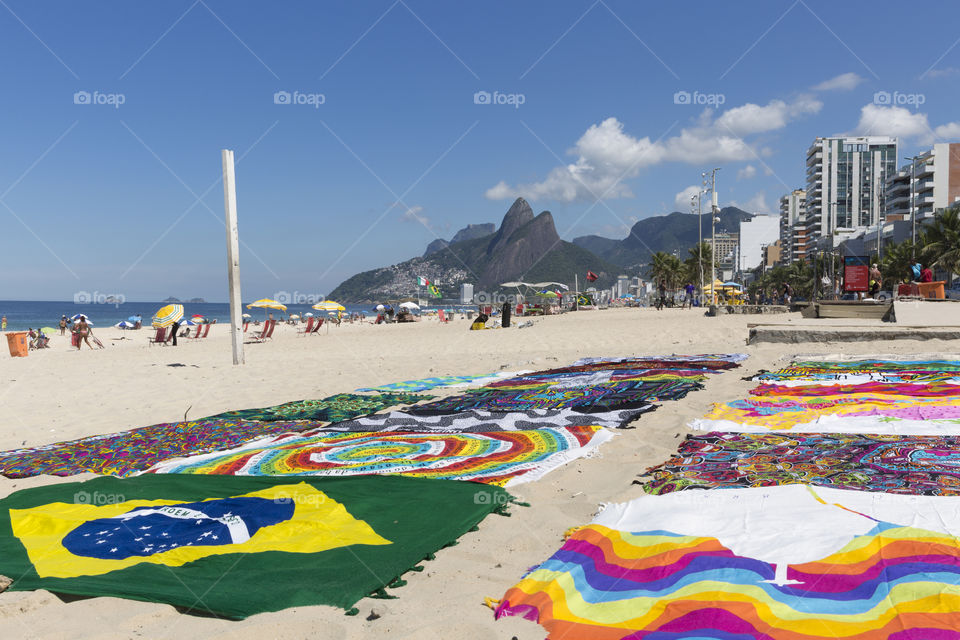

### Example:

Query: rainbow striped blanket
xmin=148 ymin=426 xmax=614 ymax=487
xmin=495 ymin=484 xmax=960 ymax=638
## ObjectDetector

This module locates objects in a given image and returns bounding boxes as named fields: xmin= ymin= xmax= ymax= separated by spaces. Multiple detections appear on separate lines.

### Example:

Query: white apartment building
xmin=885 ymin=143 xmax=960 ymax=223
xmin=805 ymin=136 xmax=899 ymax=256
xmin=739 ymin=215 xmax=781 ymax=272
xmin=459 ymin=283 xmax=474 ymax=304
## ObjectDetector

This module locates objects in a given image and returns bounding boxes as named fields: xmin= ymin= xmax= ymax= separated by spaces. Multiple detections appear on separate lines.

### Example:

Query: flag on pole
xmin=586 ymin=271 xmax=599 ymax=282
xmin=428 ymin=284 xmax=441 ymax=298
xmin=417 ymin=276 xmax=430 ymax=286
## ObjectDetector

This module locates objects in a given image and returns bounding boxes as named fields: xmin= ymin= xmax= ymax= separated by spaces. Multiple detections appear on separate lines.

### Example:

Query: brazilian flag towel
xmin=0 ymin=474 xmax=511 ymax=619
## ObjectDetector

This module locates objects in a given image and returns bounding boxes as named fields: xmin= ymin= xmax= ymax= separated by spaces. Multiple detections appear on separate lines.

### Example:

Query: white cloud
xmin=926 ymin=67 xmax=960 ymax=79
xmin=732 ymin=192 xmax=771 ymax=214
xmin=674 ymin=185 xmax=701 ymax=211
xmin=737 ymin=165 xmax=757 ymax=180
xmin=486 ymin=97 xmax=820 ymax=203
xmin=813 ymin=72 xmax=865 ymax=91
xmin=400 ymin=205 xmax=430 ymax=226
xmin=935 ymin=122 xmax=960 ymax=139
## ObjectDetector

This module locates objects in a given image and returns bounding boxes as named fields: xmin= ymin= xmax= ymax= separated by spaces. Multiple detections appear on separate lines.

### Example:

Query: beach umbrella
xmin=191 ymin=314 xmax=206 ymax=323
xmin=179 ymin=318 xmax=196 ymax=326
xmin=723 ymin=281 xmax=742 ymax=289
xmin=304 ymin=312 xmax=314 ymax=317
xmin=115 ymin=321 xmax=135 ymax=329
xmin=374 ymin=304 xmax=385 ymax=312
xmin=127 ymin=315 xmax=140 ymax=323
xmin=247 ymin=299 xmax=287 ymax=311
xmin=289 ymin=314 xmax=300 ymax=320
xmin=398 ymin=301 xmax=420 ymax=311
xmin=70 ymin=313 xmax=89 ymax=322
xmin=40 ymin=326 xmax=57 ymax=335
xmin=242 ymin=313 xmax=252 ymax=319
xmin=152 ymin=304 xmax=184 ymax=329
xmin=312 ymin=301 xmax=345 ymax=312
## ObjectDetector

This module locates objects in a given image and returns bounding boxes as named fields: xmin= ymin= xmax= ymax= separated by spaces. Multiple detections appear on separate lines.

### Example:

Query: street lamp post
xmin=905 ymin=155 xmax=921 ymax=261
xmin=708 ymin=168 xmax=721 ymax=303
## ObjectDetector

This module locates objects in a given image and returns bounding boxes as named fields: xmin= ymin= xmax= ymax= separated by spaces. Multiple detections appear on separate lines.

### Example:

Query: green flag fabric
xmin=0 ymin=474 xmax=511 ymax=619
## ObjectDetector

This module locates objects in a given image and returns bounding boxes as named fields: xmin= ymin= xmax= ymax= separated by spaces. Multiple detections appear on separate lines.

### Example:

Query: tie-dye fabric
xmin=495 ymin=484 xmax=960 ymax=639
xmin=573 ymin=353 xmax=749 ymax=365
xmin=355 ymin=372 xmax=524 ymax=393
xmin=148 ymin=426 xmax=614 ymax=487
xmin=642 ymin=431 xmax=960 ymax=496
xmin=0 ymin=419 xmax=316 ymax=478
xmin=318 ymin=407 xmax=649 ymax=433
xmin=750 ymin=381 xmax=960 ymax=398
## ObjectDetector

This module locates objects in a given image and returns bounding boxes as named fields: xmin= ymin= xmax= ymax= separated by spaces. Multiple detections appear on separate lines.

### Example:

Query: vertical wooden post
xmin=222 ymin=149 xmax=244 ymax=365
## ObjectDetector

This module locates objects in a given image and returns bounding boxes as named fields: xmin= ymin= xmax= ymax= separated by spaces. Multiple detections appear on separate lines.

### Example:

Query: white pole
xmin=222 ymin=149 xmax=244 ymax=365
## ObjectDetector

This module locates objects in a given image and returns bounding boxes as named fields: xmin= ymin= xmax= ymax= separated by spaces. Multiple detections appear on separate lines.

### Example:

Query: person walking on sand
xmin=656 ymin=280 xmax=667 ymax=310
xmin=1 ymin=316 xmax=6 ymax=331
xmin=683 ymin=282 xmax=695 ymax=309
xmin=76 ymin=316 xmax=93 ymax=350
xmin=782 ymin=283 xmax=793 ymax=305
xmin=59 ymin=315 xmax=67 ymax=336
xmin=167 ymin=320 xmax=181 ymax=346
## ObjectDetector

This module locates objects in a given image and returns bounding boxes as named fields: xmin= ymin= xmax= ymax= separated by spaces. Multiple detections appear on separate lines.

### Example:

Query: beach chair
xmin=438 ymin=310 xmax=447 ymax=323
xmin=297 ymin=317 xmax=316 ymax=336
xmin=311 ymin=318 xmax=324 ymax=335
xmin=148 ymin=327 xmax=167 ymax=346
xmin=243 ymin=321 xmax=250 ymax=332
xmin=249 ymin=320 xmax=276 ymax=343
xmin=200 ymin=324 xmax=211 ymax=338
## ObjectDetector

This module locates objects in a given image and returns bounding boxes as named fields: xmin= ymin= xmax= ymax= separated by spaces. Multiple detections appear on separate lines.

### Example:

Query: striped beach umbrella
xmin=152 ymin=304 xmax=184 ymax=329
xmin=312 ymin=301 xmax=345 ymax=312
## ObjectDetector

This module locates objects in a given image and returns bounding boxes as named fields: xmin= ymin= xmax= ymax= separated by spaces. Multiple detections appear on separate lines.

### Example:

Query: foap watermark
xmin=473 ymin=491 xmax=511 ymax=505
xmin=74 ymin=490 xmax=126 ymax=505
xmin=673 ymin=90 xmax=726 ymax=106
xmin=273 ymin=90 xmax=325 ymax=108
xmin=274 ymin=291 xmax=326 ymax=305
xmin=74 ymin=291 xmax=126 ymax=307
xmin=874 ymin=91 xmax=925 ymax=108
xmin=73 ymin=90 xmax=126 ymax=109
xmin=472 ymin=291 xmax=524 ymax=306
xmin=473 ymin=90 xmax=525 ymax=109
xmin=273 ymin=491 xmax=328 ymax=507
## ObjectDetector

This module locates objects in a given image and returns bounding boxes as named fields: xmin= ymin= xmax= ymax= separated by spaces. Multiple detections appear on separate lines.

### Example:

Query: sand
xmin=1 ymin=308 xmax=956 ymax=639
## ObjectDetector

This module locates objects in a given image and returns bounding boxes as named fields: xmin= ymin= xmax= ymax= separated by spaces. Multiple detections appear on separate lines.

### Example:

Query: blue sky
xmin=2 ymin=0 xmax=959 ymax=301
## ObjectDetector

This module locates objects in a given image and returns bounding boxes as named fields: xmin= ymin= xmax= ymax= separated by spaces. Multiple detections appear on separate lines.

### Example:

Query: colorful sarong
xmin=749 ymin=381 xmax=960 ymax=397
xmin=404 ymin=380 xmax=698 ymax=415
xmin=496 ymin=484 xmax=960 ymax=639
xmin=319 ymin=407 xmax=648 ymax=433
xmin=0 ymin=474 xmax=511 ymax=618
xmin=643 ymin=432 xmax=960 ymax=496
xmin=204 ymin=392 xmax=431 ymax=423
xmin=355 ymin=372 xmax=523 ymax=393
xmin=0 ymin=419 xmax=315 ymax=479
xmin=148 ymin=426 xmax=614 ymax=487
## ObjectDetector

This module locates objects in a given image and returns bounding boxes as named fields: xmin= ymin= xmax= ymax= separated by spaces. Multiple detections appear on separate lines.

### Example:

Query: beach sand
xmin=1 ymin=308 xmax=955 ymax=639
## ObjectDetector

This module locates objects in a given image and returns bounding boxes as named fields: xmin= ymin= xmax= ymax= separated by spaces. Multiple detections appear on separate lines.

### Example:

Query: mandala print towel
xmin=643 ymin=431 xmax=960 ymax=496
xmin=495 ymin=484 xmax=960 ymax=639
xmin=0 ymin=419 xmax=316 ymax=479
xmin=204 ymin=392 xmax=432 ymax=423
xmin=148 ymin=426 xmax=614 ymax=487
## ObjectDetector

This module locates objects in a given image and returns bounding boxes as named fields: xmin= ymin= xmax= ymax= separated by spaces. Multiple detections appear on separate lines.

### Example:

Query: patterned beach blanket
xmin=643 ymin=431 xmax=960 ymax=496
xmin=495 ymin=484 xmax=960 ymax=639
xmin=754 ymin=370 xmax=960 ymax=385
xmin=485 ymin=369 xmax=707 ymax=390
xmin=204 ymin=392 xmax=431 ymax=423
xmin=355 ymin=372 xmax=523 ymax=393
xmin=404 ymin=380 xmax=699 ymax=415
xmin=318 ymin=407 xmax=649 ymax=433
xmin=573 ymin=353 xmax=749 ymax=365
xmin=0 ymin=474 xmax=511 ymax=619
xmin=749 ymin=381 xmax=960 ymax=397
xmin=148 ymin=426 xmax=614 ymax=486
xmin=698 ymin=394 xmax=960 ymax=430
xmin=0 ymin=419 xmax=316 ymax=479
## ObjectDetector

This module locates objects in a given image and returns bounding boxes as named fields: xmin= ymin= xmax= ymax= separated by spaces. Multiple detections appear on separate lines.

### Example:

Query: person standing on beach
xmin=168 ymin=320 xmax=181 ymax=346
xmin=655 ymin=281 xmax=666 ymax=310
xmin=683 ymin=282 xmax=695 ymax=309
xmin=76 ymin=316 xmax=93 ymax=350
xmin=59 ymin=315 xmax=67 ymax=335
xmin=869 ymin=263 xmax=882 ymax=297
xmin=782 ymin=283 xmax=793 ymax=305
xmin=1 ymin=316 xmax=6 ymax=331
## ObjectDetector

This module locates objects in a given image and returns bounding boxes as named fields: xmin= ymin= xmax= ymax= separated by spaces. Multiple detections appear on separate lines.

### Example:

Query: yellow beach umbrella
xmin=152 ymin=304 xmax=184 ymax=328
xmin=247 ymin=299 xmax=288 ymax=312
xmin=312 ymin=301 xmax=345 ymax=312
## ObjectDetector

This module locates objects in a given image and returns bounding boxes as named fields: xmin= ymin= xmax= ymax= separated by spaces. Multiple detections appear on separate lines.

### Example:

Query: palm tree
xmin=682 ymin=242 xmax=713 ymax=289
xmin=880 ymin=239 xmax=916 ymax=288
xmin=922 ymin=206 xmax=960 ymax=279
xmin=648 ymin=252 xmax=682 ymax=290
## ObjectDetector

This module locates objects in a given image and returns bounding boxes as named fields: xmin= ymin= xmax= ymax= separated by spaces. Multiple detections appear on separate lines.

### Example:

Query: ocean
xmin=0 ymin=301 xmax=474 ymax=331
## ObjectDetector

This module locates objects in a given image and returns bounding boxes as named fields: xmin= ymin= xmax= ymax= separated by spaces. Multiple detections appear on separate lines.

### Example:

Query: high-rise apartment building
xmin=778 ymin=189 xmax=806 ymax=264
xmin=804 ymin=136 xmax=898 ymax=256
xmin=885 ymin=143 xmax=960 ymax=223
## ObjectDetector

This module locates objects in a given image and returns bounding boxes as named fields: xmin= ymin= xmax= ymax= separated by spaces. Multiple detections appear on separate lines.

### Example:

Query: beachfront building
xmin=804 ymin=136 xmax=899 ymax=258
xmin=460 ymin=283 xmax=474 ymax=304
xmin=778 ymin=189 xmax=806 ymax=265
xmin=738 ymin=214 xmax=780 ymax=273
xmin=615 ymin=275 xmax=631 ymax=298
xmin=761 ymin=240 xmax=781 ymax=271
xmin=713 ymin=231 xmax=739 ymax=280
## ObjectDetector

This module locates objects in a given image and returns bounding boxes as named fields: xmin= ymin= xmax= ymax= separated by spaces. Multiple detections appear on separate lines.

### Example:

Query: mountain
xmin=328 ymin=199 xmax=622 ymax=302
xmin=423 ymin=223 xmax=496 ymax=256
xmin=573 ymin=206 xmax=755 ymax=267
